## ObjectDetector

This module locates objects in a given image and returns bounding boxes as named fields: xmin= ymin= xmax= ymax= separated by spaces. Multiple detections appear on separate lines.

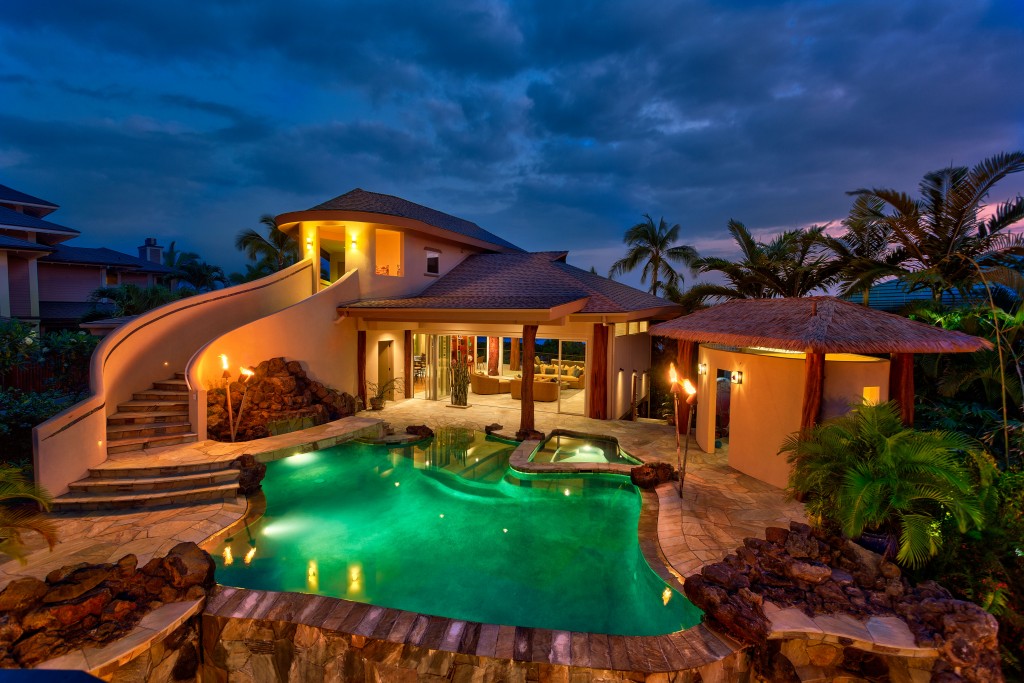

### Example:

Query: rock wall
xmin=0 ymin=542 xmax=214 ymax=669
xmin=208 ymin=357 xmax=358 ymax=442
xmin=102 ymin=618 xmax=201 ymax=682
xmin=683 ymin=521 xmax=1002 ymax=683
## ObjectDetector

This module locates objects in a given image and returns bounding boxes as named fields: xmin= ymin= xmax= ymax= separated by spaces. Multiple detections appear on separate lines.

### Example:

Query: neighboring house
xmin=0 ymin=183 xmax=174 ymax=331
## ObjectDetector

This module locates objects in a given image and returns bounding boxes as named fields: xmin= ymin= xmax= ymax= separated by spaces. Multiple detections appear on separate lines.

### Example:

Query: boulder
xmin=161 ymin=542 xmax=215 ymax=590
xmin=229 ymin=453 xmax=267 ymax=495
xmin=406 ymin=425 xmax=434 ymax=439
xmin=0 ymin=578 xmax=47 ymax=613
xmin=484 ymin=423 xmax=503 ymax=435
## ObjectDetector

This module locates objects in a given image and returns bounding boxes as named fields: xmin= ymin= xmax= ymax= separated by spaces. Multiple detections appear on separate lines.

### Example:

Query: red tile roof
xmin=310 ymin=188 xmax=523 ymax=252
xmin=347 ymin=252 xmax=681 ymax=315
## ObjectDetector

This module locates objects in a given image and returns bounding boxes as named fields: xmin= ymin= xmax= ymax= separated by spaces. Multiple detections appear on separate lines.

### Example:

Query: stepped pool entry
xmin=530 ymin=429 xmax=642 ymax=465
xmin=213 ymin=429 xmax=701 ymax=636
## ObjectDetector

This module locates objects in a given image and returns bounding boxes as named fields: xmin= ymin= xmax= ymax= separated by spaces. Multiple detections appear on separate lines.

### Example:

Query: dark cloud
xmin=0 ymin=0 xmax=1021 ymax=281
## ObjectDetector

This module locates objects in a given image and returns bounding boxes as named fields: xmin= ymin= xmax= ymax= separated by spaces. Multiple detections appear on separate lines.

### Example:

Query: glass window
xmin=320 ymin=248 xmax=331 ymax=281
xmin=375 ymin=229 xmax=403 ymax=277
xmin=426 ymin=248 xmax=440 ymax=275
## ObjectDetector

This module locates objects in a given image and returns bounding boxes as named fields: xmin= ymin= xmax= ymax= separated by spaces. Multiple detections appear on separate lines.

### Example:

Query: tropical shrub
xmin=0 ymin=319 xmax=37 ymax=386
xmin=0 ymin=463 xmax=57 ymax=563
xmin=782 ymin=401 xmax=990 ymax=568
xmin=0 ymin=389 xmax=86 ymax=467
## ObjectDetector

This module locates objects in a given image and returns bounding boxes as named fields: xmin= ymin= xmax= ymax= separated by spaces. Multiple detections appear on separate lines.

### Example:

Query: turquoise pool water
xmin=213 ymin=429 xmax=700 ymax=635
xmin=531 ymin=430 xmax=642 ymax=465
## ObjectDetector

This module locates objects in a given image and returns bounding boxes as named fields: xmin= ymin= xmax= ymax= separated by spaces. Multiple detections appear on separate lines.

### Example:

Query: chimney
xmin=138 ymin=237 xmax=164 ymax=265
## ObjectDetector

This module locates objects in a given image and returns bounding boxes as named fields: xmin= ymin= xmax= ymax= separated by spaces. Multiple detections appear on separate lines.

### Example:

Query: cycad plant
xmin=782 ymin=402 xmax=990 ymax=568
xmin=0 ymin=465 xmax=57 ymax=564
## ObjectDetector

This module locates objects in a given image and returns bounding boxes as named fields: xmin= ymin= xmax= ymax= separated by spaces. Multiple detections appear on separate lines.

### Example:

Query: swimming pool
xmin=213 ymin=429 xmax=700 ymax=635
xmin=530 ymin=429 xmax=642 ymax=465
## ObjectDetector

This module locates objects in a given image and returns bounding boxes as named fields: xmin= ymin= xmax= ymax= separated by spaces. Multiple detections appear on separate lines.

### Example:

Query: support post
xmin=588 ymin=323 xmax=608 ymax=419
xmin=519 ymin=325 xmax=538 ymax=436
xmin=510 ymin=337 xmax=521 ymax=371
xmin=676 ymin=340 xmax=696 ymax=435
xmin=404 ymin=330 xmax=413 ymax=398
xmin=357 ymin=331 xmax=367 ymax=409
xmin=890 ymin=352 xmax=915 ymax=426
xmin=487 ymin=336 xmax=500 ymax=376
xmin=800 ymin=351 xmax=825 ymax=430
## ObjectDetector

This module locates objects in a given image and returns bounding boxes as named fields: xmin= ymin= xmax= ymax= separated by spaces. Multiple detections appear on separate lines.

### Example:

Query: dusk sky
xmin=2 ymin=0 xmax=1023 ymax=289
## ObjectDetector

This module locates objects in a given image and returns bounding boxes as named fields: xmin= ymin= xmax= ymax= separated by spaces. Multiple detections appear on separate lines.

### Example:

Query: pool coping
xmin=199 ymin=436 xmax=743 ymax=672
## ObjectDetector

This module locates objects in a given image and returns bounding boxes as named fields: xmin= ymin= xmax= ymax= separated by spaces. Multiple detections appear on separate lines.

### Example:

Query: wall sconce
xmin=697 ymin=362 xmax=707 ymax=375
xmin=730 ymin=371 xmax=743 ymax=385
xmin=350 ymin=234 xmax=357 ymax=249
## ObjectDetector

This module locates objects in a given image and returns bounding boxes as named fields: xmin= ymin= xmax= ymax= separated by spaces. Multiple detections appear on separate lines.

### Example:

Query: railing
xmin=32 ymin=260 xmax=314 ymax=495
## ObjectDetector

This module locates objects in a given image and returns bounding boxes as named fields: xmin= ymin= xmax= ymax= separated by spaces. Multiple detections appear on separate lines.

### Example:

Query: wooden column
xmin=588 ymin=323 xmax=609 ymax=419
xmin=890 ymin=352 xmax=915 ymax=426
xmin=404 ymin=330 xmax=413 ymax=398
xmin=510 ymin=337 xmax=521 ymax=371
xmin=487 ymin=336 xmax=500 ymax=376
xmin=519 ymin=325 xmax=538 ymax=436
xmin=357 ymin=331 xmax=367 ymax=409
xmin=676 ymin=340 xmax=697 ymax=435
xmin=800 ymin=351 xmax=825 ymax=430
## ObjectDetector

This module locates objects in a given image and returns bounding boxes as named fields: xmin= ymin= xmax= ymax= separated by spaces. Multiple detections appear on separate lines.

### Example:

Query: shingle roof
xmin=41 ymin=244 xmax=175 ymax=273
xmin=650 ymin=296 xmax=991 ymax=354
xmin=310 ymin=188 xmax=524 ymax=252
xmin=0 ymin=234 xmax=54 ymax=252
xmin=0 ymin=183 xmax=58 ymax=210
xmin=39 ymin=301 xmax=113 ymax=321
xmin=0 ymin=205 xmax=79 ymax=235
xmin=347 ymin=252 xmax=681 ymax=315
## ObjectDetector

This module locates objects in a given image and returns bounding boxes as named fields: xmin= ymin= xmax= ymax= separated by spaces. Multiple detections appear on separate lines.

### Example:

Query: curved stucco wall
xmin=186 ymin=270 xmax=362 ymax=439
xmin=33 ymin=260 xmax=314 ymax=495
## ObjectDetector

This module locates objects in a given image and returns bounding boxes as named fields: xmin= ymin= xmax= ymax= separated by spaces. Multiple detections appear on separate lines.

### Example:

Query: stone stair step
xmin=117 ymin=399 xmax=190 ymax=413
xmin=52 ymin=482 xmax=239 ymax=512
xmin=174 ymin=372 xmax=186 ymax=380
xmin=106 ymin=432 xmax=198 ymax=455
xmin=89 ymin=459 xmax=232 ymax=479
xmin=153 ymin=378 xmax=189 ymax=391
xmin=107 ymin=410 xmax=190 ymax=425
xmin=68 ymin=469 xmax=238 ymax=494
xmin=132 ymin=389 xmax=189 ymax=401
xmin=105 ymin=421 xmax=193 ymax=439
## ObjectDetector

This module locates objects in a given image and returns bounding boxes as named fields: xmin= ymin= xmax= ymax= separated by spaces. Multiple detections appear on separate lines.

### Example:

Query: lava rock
xmin=406 ymin=425 xmax=434 ymax=439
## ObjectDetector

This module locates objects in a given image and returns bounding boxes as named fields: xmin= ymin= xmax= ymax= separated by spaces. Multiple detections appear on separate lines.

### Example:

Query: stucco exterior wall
xmin=7 ymin=254 xmax=31 ymax=316
xmin=695 ymin=346 xmax=891 ymax=490
xmin=37 ymin=262 xmax=102 ymax=301
xmin=34 ymin=260 xmax=314 ymax=495
xmin=187 ymin=270 xmax=362 ymax=438
xmin=610 ymin=332 xmax=652 ymax=420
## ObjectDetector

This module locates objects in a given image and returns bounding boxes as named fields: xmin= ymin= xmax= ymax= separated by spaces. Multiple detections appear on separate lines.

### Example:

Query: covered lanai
xmin=650 ymin=297 xmax=991 ymax=488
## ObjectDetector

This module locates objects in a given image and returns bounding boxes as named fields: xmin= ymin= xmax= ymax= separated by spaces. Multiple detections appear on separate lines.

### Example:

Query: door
xmin=378 ymin=341 xmax=394 ymax=400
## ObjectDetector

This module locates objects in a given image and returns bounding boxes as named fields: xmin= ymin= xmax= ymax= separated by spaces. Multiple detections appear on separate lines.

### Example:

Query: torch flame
xmin=222 ymin=547 xmax=233 ymax=566
xmin=244 ymin=547 xmax=256 ymax=565
xmin=668 ymin=363 xmax=678 ymax=384
xmin=240 ymin=367 xmax=254 ymax=379
xmin=683 ymin=378 xmax=697 ymax=396
xmin=219 ymin=354 xmax=229 ymax=371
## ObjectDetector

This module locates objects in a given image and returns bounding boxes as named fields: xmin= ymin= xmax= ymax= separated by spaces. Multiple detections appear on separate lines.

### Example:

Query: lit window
xmin=628 ymin=322 xmax=639 ymax=335
xmin=426 ymin=248 xmax=440 ymax=275
xmin=375 ymin=229 xmax=403 ymax=277
xmin=614 ymin=323 xmax=627 ymax=337
xmin=105 ymin=271 xmax=118 ymax=286
xmin=638 ymin=321 xmax=649 ymax=333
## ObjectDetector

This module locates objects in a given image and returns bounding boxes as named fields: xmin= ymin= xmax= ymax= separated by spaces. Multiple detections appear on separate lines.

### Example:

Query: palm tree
xmin=608 ymin=214 xmax=698 ymax=297
xmin=683 ymin=221 xmax=840 ymax=306
xmin=782 ymin=401 xmax=990 ymax=568
xmin=849 ymin=151 xmax=1024 ymax=302
xmin=0 ymin=465 xmax=57 ymax=564
xmin=177 ymin=261 xmax=228 ymax=292
xmin=235 ymin=214 xmax=300 ymax=272
xmin=160 ymin=241 xmax=200 ymax=288
xmin=826 ymin=195 xmax=904 ymax=306
xmin=227 ymin=261 xmax=274 ymax=285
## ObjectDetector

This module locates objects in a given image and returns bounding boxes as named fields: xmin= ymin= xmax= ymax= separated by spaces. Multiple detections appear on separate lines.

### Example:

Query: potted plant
xmin=365 ymin=377 xmax=405 ymax=410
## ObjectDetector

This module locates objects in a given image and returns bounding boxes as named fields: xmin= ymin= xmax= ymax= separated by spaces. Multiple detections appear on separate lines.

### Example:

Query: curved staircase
xmin=52 ymin=371 xmax=241 ymax=512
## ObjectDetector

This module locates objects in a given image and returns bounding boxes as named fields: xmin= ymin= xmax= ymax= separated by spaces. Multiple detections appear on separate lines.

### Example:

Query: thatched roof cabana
xmin=649 ymin=296 xmax=991 ymax=354
xmin=651 ymin=296 xmax=991 ymax=429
